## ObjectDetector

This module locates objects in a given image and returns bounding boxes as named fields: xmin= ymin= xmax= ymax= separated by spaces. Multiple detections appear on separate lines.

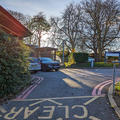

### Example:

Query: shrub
xmin=73 ymin=52 xmax=88 ymax=63
xmin=95 ymin=62 xmax=112 ymax=67
xmin=115 ymin=82 xmax=120 ymax=96
xmin=64 ymin=52 xmax=88 ymax=67
xmin=0 ymin=32 xmax=30 ymax=98
xmin=56 ymin=50 xmax=69 ymax=58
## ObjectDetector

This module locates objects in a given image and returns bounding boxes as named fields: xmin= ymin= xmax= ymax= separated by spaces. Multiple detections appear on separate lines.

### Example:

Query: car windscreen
xmin=41 ymin=58 xmax=53 ymax=62
xmin=29 ymin=58 xmax=39 ymax=63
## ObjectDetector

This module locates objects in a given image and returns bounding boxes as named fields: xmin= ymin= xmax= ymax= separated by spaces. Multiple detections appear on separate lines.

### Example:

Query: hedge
xmin=0 ymin=32 xmax=30 ymax=98
xmin=73 ymin=52 xmax=88 ymax=63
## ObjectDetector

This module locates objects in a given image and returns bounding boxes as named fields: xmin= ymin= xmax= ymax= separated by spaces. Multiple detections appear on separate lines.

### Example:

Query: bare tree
xmin=50 ymin=3 xmax=83 ymax=51
xmin=8 ymin=10 xmax=30 ymax=26
xmin=82 ymin=0 xmax=120 ymax=61
xmin=8 ymin=10 xmax=33 ymax=44
xmin=29 ymin=12 xmax=50 ymax=47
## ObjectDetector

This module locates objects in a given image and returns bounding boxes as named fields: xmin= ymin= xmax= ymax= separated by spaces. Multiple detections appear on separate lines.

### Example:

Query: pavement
xmin=108 ymin=84 xmax=120 ymax=118
xmin=0 ymin=68 xmax=120 ymax=120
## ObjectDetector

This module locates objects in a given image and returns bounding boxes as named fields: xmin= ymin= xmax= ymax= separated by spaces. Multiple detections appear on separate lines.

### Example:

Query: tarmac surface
xmin=0 ymin=68 xmax=120 ymax=120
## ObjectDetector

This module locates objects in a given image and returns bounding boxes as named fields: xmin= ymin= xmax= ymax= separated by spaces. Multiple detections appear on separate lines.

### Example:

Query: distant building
xmin=27 ymin=44 xmax=57 ymax=60
xmin=39 ymin=47 xmax=58 ymax=60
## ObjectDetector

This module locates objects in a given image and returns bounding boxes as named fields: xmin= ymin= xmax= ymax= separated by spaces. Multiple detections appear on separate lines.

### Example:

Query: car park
xmin=28 ymin=57 xmax=41 ymax=72
xmin=39 ymin=57 xmax=60 ymax=72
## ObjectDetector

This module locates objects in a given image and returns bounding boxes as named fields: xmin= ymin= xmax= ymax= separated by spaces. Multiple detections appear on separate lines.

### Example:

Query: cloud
xmin=0 ymin=0 xmax=80 ymax=18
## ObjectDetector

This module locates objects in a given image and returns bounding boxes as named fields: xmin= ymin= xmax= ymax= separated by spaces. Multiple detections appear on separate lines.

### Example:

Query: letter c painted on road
xmin=72 ymin=105 xmax=88 ymax=119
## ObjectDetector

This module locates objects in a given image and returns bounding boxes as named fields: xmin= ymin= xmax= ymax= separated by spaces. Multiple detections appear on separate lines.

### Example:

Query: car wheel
xmin=55 ymin=69 xmax=58 ymax=71
xmin=43 ymin=66 xmax=47 ymax=72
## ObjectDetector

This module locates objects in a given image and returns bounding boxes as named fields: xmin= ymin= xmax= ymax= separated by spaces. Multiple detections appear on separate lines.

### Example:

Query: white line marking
xmin=84 ymin=96 xmax=99 ymax=105
xmin=13 ymin=96 xmax=103 ymax=102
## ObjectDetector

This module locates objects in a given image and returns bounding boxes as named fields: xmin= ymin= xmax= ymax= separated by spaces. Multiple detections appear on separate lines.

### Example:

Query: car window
xmin=29 ymin=58 xmax=39 ymax=63
xmin=40 ymin=58 xmax=53 ymax=62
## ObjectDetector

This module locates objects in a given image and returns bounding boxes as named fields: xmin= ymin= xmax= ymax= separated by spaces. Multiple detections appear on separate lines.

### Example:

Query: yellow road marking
xmin=38 ymin=106 xmax=55 ymax=119
xmin=0 ymin=106 xmax=7 ymax=113
xmin=24 ymin=107 xmax=39 ymax=119
xmin=46 ymin=99 xmax=62 ymax=105
xmin=89 ymin=116 xmax=101 ymax=120
xmin=56 ymin=118 xmax=63 ymax=120
xmin=58 ymin=106 xmax=69 ymax=118
xmin=29 ymin=100 xmax=46 ymax=106
xmin=84 ymin=96 xmax=99 ymax=105
xmin=63 ymin=78 xmax=82 ymax=88
xmin=13 ymin=96 xmax=103 ymax=102
xmin=72 ymin=105 xmax=88 ymax=119
xmin=29 ymin=99 xmax=62 ymax=107
xmin=4 ymin=107 xmax=24 ymax=120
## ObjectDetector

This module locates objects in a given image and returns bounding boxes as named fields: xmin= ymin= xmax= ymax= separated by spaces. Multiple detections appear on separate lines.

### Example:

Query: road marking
xmin=46 ymin=99 xmax=63 ymax=105
xmin=16 ymin=76 xmax=44 ymax=100
xmin=16 ymin=84 xmax=34 ymax=99
xmin=38 ymin=106 xmax=55 ymax=119
xmin=92 ymin=80 xmax=112 ymax=96
xmin=56 ymin=118 xmax=63 ymax=120
xmin=13 ymin=95 xmax=103 ymax=102
xmin=72 ymin=105 xmax=88 ymax=119
xmin=98 ymin=81 xmax=112 ymax=95
xmin=24 ymin=107 xmax=39 ymax=119
xmin=89 ymin=116 xmax=101 ymax=120
xmin=0 ymin=106 xmax=7 ymax=113
xmin=63 ymin=78 xmax=82 ymax=88
xmin=2 ymin=97 xmax=102 ymax=120
xmin=29 ymin=100 xmax=46 ymax=106
xmin=58 ymin=106 xmax=69 ymax=118
xmin=29 ymin=99 xmax=62 ymax=106
xmin=22 ymin=84 xmax=38 ymax=99
xmin=84 ymin=96 xmax=99 ymax=105
xmin=4 ymin=107 xmax=24 ymax=120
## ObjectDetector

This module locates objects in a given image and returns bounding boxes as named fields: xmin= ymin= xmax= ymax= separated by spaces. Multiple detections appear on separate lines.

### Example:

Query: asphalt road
xmin=0 ymin=68 xmax=120 ymax=120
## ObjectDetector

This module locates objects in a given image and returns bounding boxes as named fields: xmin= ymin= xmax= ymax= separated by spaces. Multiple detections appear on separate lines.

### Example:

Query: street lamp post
xmin=62 ymin=40 xmax=65 ymax=65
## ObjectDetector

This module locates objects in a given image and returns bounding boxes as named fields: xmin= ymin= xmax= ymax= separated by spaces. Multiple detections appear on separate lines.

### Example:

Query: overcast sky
xmin=0 ymin=0 xmax=80 ymax=19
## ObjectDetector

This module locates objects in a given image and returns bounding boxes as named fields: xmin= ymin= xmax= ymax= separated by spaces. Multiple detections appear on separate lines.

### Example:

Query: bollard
xmin=91 ymin=60 xmax=94 ymax=68
xmin=113 ymin=64 xmax=116 ymax=94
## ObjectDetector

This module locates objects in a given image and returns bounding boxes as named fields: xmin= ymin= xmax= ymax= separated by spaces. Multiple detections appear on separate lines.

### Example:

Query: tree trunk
xmin=94 ymin=49 xmax=98 ymax=62
xmin=98 ymin=51 xmax=102 ymax=62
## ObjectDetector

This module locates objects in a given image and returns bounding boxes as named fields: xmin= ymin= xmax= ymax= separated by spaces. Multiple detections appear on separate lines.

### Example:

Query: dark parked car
xmin=39 ymin=57 xmax=60 ymax=72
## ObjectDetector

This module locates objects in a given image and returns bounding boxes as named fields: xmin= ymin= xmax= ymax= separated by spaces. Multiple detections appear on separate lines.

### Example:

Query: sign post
xmin=62 ymin=40 xmax=65 ymax=66
xmin=91 ymin=60 xmax=94 ymax=68
xmin=112 ymin=61 xmax=120 ymax=94
xmin=113 ymin=64 xmax=116 ymax=94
